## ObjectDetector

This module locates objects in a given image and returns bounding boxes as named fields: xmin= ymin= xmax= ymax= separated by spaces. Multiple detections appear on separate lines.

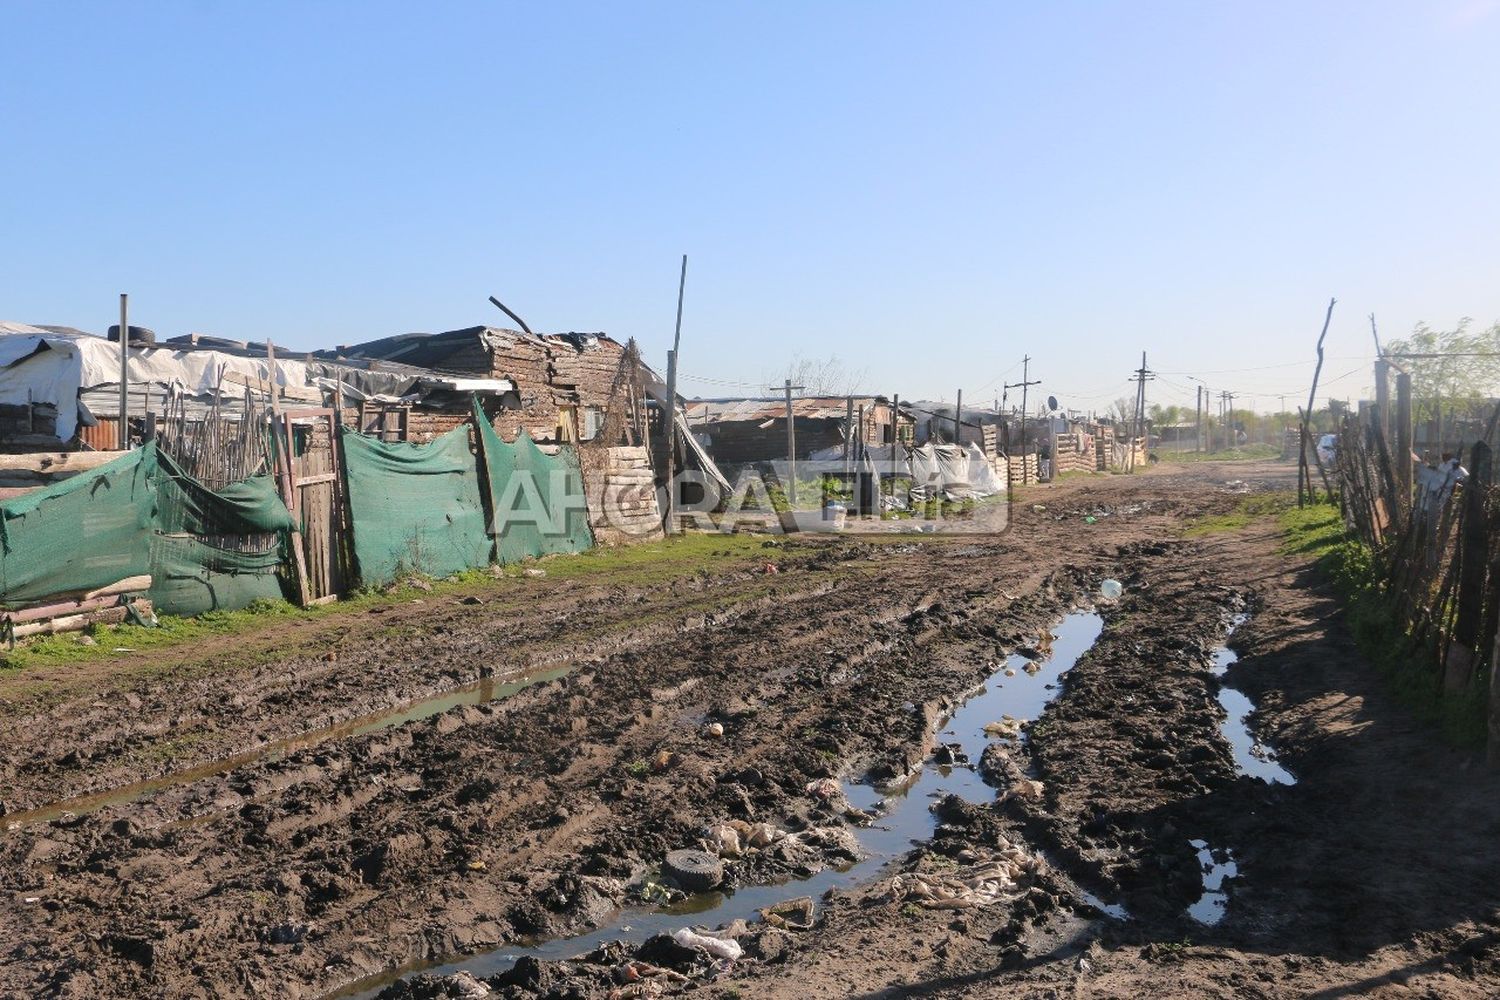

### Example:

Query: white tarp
xmin=0 ymin=323 xmax=329 ymax=442
xmin=966 ymin=443 xmax=1005 ymax=495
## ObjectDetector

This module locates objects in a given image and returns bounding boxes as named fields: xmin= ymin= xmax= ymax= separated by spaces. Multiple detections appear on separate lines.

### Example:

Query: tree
xmin=767 ymin=354 xmax=868 ymax=396
xmin=1386 ymin=319 xmax=1500 ymax=421
xmin=1107 ymin=396 xmax=1135 ymax=425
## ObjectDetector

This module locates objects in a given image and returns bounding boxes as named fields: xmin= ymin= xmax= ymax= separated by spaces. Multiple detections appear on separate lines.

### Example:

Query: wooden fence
xmin=1332 ymin=404 xmax=1500 ymax=763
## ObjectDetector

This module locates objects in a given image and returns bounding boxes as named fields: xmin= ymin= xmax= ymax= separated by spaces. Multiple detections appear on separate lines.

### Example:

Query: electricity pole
xmin=1128 ymin=352 xmax=1154 ymax=471
xmin=1004 ymin=355 xmax=1041 ymax=483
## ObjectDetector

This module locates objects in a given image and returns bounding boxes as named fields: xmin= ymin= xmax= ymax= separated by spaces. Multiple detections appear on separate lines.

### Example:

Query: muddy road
xmin=4 ymin=461 xmax=1499 ymax=999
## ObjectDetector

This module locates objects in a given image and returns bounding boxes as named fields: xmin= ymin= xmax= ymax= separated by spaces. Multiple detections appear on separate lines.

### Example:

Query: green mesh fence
xmin=473 ymin=399 xmax=593 ymax=562
xmin=339 ymin=424 xmax=491 ymax=586
xmin=1 ymin=402 xmax=597 ymax=616
xmin=0 ymin=444 xmax=296 ymax=615
xmin=0 ymin=445 xmax=155 ymax=603
xmin=149 ymin=450 xmax=293 ymax=615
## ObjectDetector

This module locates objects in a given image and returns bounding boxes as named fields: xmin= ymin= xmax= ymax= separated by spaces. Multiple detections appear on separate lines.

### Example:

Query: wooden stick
xmin=1299 ymin=297 xmax=1336 ymax=506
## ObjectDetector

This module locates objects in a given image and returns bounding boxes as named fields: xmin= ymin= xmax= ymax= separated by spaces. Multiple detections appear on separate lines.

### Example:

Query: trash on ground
xmin=759 ymin=895 xmax=815 ymax=930
xmin=1100 ymin=578 xmax=1124 ymax=600
xmin=670 ymin=926 xmax=743 ymax=961
xmin=663 ymin=848 xmax=724 ymax=891
xmin=888 ymin=850 xmax=1035 ymax=910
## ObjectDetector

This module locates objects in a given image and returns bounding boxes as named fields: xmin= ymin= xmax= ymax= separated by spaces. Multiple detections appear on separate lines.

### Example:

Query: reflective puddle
xmin=327 ymin=609 xmax=1108 ymax=999
xmin=1212 ymin=616 xmax=1295 ymax=786
xmin=1187 ymin=838 xmax=1238 ymax=925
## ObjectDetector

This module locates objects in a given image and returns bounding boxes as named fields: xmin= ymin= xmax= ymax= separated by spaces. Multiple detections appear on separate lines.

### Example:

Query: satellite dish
xmin=1047 ymin=395 xmax=1059 ymax=412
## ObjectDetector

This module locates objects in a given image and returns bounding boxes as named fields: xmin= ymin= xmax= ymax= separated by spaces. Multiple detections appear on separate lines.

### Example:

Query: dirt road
xmin=4 ymin=461 xmax=1498 ymax=999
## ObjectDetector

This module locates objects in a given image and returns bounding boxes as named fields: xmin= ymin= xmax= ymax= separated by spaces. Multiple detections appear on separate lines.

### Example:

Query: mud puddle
xmin=3 ymin=665 xmax=573 ymax=831
xmin=334 ymin=609 xmax=1106 ymax=1000
xmin=1187 ymin=838 xmax=1238 ymax=925
xmin=1211 ymin=618 xmax=1295 ymax=785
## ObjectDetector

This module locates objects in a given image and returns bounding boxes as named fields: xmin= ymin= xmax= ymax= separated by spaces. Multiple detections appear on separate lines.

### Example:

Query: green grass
xmin=1278 ymin=503 xmax=1488 ymax=747
xmin=1183 ymin=492 xmax=1295 ymax=536
xmin=1158 ymin=444 xmax=1282 ymax=464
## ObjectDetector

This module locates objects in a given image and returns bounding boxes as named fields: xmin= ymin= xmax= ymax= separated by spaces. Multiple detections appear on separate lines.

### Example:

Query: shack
xmin=684 ymin=395 xmax=913 ymax=467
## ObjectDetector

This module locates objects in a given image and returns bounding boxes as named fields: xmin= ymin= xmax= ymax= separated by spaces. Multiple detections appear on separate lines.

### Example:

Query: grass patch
xmin=1182 ymin=492 xmax=1295 ymax=536
xmin=1278 ymin=503 xmax=1488 ymax=748
xmin=1159 ymin=444 xmax=1281 ymax=464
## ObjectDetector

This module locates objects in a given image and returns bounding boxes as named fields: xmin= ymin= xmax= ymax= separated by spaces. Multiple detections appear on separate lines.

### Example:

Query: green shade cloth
xmin=340 ymin=424 xmax=491 ymax=586
xmin=153 ymin=450 xmax=296 ymax=535
xmin=473 ymin=399 xmax=593 ymax=562
xmin=0 ymin=443 xmax=295 ymax=615
xmin=0 ymin=445 xmax=155 ymax=602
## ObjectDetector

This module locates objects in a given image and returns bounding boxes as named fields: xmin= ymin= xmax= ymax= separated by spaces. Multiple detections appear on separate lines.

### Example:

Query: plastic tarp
xmin=0 ymin=445 xmax=155 ymax=602
xmin=965 ymin=444 xmax=1005 ymax=496
xmin=474 ymin=400 xmax=593 ymax=562
xmin=340 ymin=424 xmax=491 ymax=586
xmin=909 ymin=442 xmax=981 ymax=500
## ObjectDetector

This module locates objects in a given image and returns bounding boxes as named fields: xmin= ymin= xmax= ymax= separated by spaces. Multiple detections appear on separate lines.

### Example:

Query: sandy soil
xmin=3 ymin=460 xmax=1497 ymax=999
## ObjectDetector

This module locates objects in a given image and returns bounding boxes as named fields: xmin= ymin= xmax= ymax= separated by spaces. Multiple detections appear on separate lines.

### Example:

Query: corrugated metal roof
xmin=683 ymin=396 xmax=902 ymax=424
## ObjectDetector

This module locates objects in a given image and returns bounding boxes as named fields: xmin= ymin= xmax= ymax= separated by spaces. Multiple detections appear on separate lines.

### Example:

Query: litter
xmin=523 ymin=567 xmax=547 ymax=578
xmin=670 ymin=926 xmax=743 ymax=961
xmin=759 ymin=895 xmax=815 ymax=930
xmin=804 ymin=777 xmax=841 ymax=800
xmin=1100 ymin=579 xmax=1124 ymax=600
xmin=888 ymin=852 xmax=1034 ymax=910
xmin=704 ymin=721 xmax=725 ymax=738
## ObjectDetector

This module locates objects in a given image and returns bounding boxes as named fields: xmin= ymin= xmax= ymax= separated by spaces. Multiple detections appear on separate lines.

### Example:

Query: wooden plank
xmin=0 ymin=451 xmax=129 ymax=473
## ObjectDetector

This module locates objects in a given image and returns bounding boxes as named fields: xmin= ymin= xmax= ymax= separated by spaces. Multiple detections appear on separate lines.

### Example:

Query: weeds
xmin=1279 ymin=503 xmax=1488 ymax=747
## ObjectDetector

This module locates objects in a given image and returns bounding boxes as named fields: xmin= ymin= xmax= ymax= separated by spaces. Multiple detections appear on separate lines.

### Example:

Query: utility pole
xmin=1195 ymin=385 xmax=1203 ymax=454
xmin=1128 ymin=352 xmax=1154 ymax=471
xmin=662 ymin=255 xmax=687 ymax=530
xmin=954 ymin=389 xmax=963 ymax=445
xmin=1004 ymin=355 xmax=1041 ymax=483
xmin=784 ymin=378 xmax=804 ymax=506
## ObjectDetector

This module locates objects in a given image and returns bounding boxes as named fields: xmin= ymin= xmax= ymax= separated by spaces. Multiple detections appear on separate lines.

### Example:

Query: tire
xmin=662 ymin=848 xmax=724 ymax=892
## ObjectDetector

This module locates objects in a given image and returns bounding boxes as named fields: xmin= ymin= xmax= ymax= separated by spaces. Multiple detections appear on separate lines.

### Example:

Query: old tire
xmin=663 ymin=848 xmax=723 ymax=892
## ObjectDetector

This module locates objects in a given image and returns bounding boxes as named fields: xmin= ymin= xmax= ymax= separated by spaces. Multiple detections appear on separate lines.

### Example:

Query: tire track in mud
xmin=0 ymin=469 xmax=1250 ymax=999
xmin=0 ymin=555 xmax=861 ymax=814
xmin=1 ymin=546 xmax=1083 ymax=999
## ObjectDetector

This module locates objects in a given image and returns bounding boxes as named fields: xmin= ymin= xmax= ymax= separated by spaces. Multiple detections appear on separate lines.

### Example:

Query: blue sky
xmin=4 ymin=1 xmax=1498 ymax=413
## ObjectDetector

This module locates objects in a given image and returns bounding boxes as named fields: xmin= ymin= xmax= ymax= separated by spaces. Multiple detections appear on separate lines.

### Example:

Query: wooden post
xmin=784 ymin=378 xmax=798 ymax=507
xmin=1488 ymin=613 xmax=1500 ymax=768
xmin=1298 ymin=297 xmax=1335 ymax=506
xmin=844 ymin=395 xmax=853 ymax=476
xmin=118 ymin=294 xmax=129 ymax=449
xmin=1396 ymin=370 xmax=1413 ymax=512
xmin=890 ymin=393 xmax=900 ymax=509
xmin=1445 ymin=442 xmax=1491 ymax=691
xmin=953 ymin=389 xmax=963 ymax=446
xmin=661 ymin=254 xmax=687 ymax=531
xmin=663 ymin=348 xmax=678 ymax=529
xmin=267 ymin=340 xmax=312 ymax=605
xmin=1375 ymin=359 xmax=1390 ymax=445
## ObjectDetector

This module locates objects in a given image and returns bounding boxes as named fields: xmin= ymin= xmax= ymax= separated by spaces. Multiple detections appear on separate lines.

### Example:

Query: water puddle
xmin=327 ymin=609 xmax=1108 ymax=999
xmin=1211 ymin=618 xmax=1295 ymax=786
xmin=4 ymin=665 xmax=574 ymax=831
xmin=1187 ymin=838 xmax=1238 ymax=925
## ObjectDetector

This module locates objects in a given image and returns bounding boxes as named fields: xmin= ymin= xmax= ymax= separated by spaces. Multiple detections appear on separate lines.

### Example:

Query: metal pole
xmin=954 ymin=389 xmax=963 ymax=445
xmin=118 ymin=293 xmax=129 ymax=449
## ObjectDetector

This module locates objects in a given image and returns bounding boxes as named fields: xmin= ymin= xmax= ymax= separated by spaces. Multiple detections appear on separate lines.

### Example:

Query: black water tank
xmin=107 ymin=325 xmax=156 ymax=347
